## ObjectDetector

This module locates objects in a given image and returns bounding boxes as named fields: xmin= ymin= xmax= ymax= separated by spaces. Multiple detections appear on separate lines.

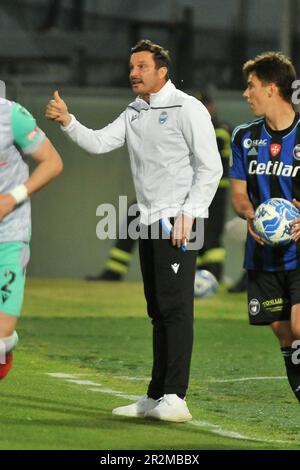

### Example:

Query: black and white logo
xmin=249 ymin=298 xmax=260 ymax=316
xmin=171 ymin=263 xmax=180 ymax=274
xmin=293 ymin=144 xmax=300 ymax=161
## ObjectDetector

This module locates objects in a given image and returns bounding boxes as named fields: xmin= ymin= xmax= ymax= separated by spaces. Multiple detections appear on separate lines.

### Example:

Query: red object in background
xmin=0 ymin=352 xmax=13 ymax=379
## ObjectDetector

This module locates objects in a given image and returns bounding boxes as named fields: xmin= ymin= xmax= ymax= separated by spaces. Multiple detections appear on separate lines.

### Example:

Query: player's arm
xmin=0 ymin=104 xmax=63 ymax=221
xmin=231 ymin=179 xmax=263 ymax=245
xmin=23 ymin=138 xmax=63 ymax=196
xmin=0 ymin=139 xmax=63 ymax=221
xmin=46 ymin=91 xmax=126 ymax=154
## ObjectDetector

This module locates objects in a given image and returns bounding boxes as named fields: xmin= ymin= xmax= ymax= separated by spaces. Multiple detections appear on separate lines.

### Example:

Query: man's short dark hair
xmin=243 ymin=51 xmax=296 ymax=103
xmin=131 ymin=39 xmax=170 ymax=78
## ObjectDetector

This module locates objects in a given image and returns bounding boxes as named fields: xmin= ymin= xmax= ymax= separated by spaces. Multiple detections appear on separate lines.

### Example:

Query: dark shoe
xmin=85 ymin=270 xmax=123 ymax=281
xmin=228 ymin=272 xmax=247 ymax=293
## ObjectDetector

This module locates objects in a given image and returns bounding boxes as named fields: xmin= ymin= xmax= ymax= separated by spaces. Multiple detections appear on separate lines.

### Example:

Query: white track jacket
xmin=62 ymin=80 xmax=223 ymax=225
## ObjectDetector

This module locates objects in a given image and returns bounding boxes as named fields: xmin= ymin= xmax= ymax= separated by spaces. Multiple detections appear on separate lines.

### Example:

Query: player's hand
xmin=246 ymin=212 xmax=264 ymax=246
xmin=45 ymin=91 xmax=71 ymax=127
xmin=172 ymin=213 xmax=194 ymax=249
xmin=0 ymin=194 xmax=17 ymax=221
xmin=290 ymin=198 xmax=300 ymax=242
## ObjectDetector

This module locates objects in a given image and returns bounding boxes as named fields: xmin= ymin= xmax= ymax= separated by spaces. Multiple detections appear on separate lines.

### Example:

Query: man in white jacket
xmin=46 ymin=39 xmax=222 ymax=422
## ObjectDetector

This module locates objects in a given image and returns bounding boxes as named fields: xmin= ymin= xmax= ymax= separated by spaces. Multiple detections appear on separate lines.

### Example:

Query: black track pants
xmin=139 ymin=222 xmax=197 ymax=398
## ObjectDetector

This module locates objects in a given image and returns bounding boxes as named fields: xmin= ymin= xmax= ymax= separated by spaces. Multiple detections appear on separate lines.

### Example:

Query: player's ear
xmin=268 ymin=83 xmax=277 ymax=98
xmin=158 ymin=67 xmax=168 ymax=81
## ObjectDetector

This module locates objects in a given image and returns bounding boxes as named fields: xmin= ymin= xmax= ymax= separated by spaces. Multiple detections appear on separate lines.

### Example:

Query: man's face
xmin=129 ymin=51 xmax=167 ymax=96
xmin=243 ymin=73 xmax=272 ymax=116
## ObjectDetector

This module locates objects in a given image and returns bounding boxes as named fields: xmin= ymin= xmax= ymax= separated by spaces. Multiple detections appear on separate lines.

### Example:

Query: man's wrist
xmin=9 ymin=184 xmax=28 ymax=204
xmin=61 ymin=114 xmax=72 ymax=127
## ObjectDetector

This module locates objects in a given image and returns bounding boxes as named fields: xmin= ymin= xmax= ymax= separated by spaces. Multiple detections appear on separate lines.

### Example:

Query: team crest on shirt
xmin=293 ymin=144 xmax=300 ymax=161
xmin=159 ymin=111 xmax=168 ymax=124
xmin=249 ymin=298 xmax=260 ymax=316
xmin=270 ymin=143 xmax=281 ymax=157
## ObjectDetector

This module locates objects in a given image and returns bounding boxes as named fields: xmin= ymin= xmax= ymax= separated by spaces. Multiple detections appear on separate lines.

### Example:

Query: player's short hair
xmin=243 ymin=51 xmax=296 ymax=103
xmin=131 ymin=39 xmax=170 ymax=79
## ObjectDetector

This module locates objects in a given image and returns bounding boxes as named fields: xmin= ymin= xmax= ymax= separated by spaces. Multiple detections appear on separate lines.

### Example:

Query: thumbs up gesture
xmin=45 ymin=90 xmax=71 ymax=127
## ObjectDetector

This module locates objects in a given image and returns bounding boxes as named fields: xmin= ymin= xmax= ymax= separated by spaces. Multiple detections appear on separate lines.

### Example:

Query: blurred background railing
xmin=1 ymin=0 xmax=299 ymax=92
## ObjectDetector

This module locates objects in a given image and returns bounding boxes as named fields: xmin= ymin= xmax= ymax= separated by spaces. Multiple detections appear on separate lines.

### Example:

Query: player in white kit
xmin=0 ymin=98 xmax=63 ymax=379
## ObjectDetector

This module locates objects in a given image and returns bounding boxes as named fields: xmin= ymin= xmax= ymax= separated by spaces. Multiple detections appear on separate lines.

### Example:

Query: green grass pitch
xmin=1 ymin=279 xmax=299 ymax=450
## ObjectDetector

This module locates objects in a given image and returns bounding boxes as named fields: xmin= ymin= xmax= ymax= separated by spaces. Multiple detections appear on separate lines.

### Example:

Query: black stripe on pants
xmin=139 ymin=222 xmax=197 ymax=399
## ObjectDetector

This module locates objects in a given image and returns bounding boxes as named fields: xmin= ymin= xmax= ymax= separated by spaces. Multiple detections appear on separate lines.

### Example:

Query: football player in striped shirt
xmin=230 ymin=51 xmax=300 ymax=402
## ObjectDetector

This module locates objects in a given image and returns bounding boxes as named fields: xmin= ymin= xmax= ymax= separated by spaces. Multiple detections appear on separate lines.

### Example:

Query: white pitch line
xmin=89 ymin=374 xmax=287 ymax=384
xmin=66 ymin=379 xmax=102 ymax=387
xmin=89 ymin=387 xmax=140 ymax=401
xmin=115 ymin=375 xmax=149 ymax=382
xmin=210 ymin=376 xmax=286 ymax=383
xmin=46 ymin=372 xmax=291 ymax=445
xmin=190 ymin=420 xmax=289 ymax=444
xmin=47 ymin=373 xmax=82 ymax=379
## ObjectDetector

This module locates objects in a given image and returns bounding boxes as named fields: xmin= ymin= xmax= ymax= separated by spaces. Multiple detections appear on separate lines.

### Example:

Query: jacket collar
xmin=136 ymin=80 xmax=175 ymax=108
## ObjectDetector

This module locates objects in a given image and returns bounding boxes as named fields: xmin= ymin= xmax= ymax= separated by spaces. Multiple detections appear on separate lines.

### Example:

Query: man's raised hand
xmin=45 ymin=90 xmax=71 ymax=127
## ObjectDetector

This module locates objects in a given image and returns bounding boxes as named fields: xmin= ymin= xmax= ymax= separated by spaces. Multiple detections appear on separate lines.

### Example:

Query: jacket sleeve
xmin=61 ymin=111 xmax=126 ymax=154
xmin=179 ymin=98 xmax=223 ymax=218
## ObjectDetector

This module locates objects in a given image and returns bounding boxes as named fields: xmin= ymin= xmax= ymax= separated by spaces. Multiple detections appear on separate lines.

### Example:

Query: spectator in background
xmin=195 ymin=92 xmax=231 ymax=281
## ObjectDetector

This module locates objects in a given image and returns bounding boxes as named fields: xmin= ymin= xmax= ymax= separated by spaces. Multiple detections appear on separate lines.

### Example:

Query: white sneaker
xmin=112 ymin=395 xmax=157 ymax=417
xmin=144 ymin=394 xmax=192 ymax=422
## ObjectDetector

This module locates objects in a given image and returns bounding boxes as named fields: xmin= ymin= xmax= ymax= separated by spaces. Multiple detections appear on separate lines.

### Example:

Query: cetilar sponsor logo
xmin=243 ymin=138 xmax=267 ymax=149
xmin=249 ymin=160 xmax=300 ymax=177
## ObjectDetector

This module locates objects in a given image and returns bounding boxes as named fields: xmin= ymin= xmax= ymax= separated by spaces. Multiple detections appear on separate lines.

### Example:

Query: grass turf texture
xmin=0 ymin=279 xmax=299 ymax=450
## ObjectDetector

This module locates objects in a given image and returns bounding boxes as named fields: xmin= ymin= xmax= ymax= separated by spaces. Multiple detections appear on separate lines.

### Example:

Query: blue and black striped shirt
xmin=230 ymin=113 xmax=300 ymax=271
